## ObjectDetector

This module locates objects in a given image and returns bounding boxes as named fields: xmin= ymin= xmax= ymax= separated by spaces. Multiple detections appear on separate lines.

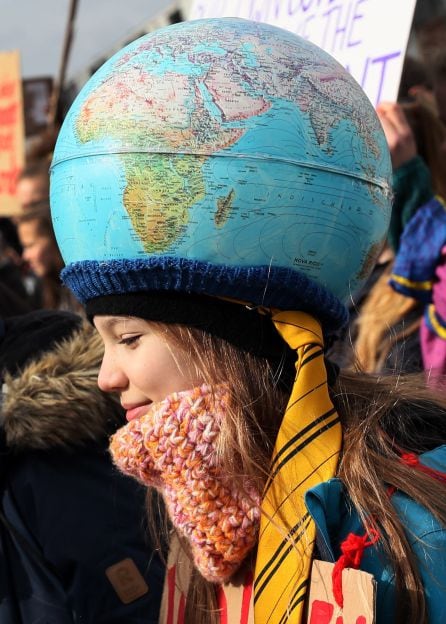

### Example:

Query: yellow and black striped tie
xmin=254 ymin=310 xmax=342 ymax=624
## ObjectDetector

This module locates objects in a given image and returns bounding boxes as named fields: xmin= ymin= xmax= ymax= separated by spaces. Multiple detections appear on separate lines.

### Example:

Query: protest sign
xmin=0 ymin=50 xmax=25 ymax=216
xmin=306 ymin=560 xmax=376 ymax=624
xmin=189 ymin=0 xmax=417 ymax=105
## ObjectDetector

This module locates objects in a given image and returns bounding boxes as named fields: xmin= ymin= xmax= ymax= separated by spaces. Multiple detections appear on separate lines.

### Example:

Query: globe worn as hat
xmin=50 ymin=17 xmax=392 ymax=333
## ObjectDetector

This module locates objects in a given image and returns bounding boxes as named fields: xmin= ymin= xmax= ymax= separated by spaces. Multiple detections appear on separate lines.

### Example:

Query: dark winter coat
xmin=0 ymin=326 xmax=165 ymax=623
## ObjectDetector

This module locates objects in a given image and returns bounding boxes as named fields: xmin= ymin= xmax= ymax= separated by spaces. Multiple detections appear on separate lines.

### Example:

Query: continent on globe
xmin=50 ymin=18 xmax=392 ymax=305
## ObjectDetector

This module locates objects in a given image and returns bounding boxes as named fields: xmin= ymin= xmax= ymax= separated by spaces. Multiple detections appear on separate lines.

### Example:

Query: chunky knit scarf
xmin=109 ymin=384 xmax=261 ymax=582
xmin=110 ymin=311 xmax=342 ymax=624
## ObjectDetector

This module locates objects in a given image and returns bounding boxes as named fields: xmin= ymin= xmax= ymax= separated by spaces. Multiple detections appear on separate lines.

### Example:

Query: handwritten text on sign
xmin=0 ymin=50 xmax=25 ymax=216
xmin=189 ymin=0 xmax=417 ymax=106
xmin=306 ymin=560 xmax=375 ymax=624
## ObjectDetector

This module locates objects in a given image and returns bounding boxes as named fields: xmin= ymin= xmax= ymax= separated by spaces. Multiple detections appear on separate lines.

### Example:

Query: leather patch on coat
xmin=105 ymin=558 xmax=149 ymax=604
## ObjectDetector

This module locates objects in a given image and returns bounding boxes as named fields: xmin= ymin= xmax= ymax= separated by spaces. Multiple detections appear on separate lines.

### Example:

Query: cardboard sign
xmin=159 ymin=534 xmax=254 ymax=623
xmin=189 ymin=0 xmax=417 ymax=106
xmin=160 ymin=536 xmax=189 ymax=623
xmin=0 ymin=50 xmax=25 ymax=216
xmin=306 ymin=560 xmax=376 ymax=624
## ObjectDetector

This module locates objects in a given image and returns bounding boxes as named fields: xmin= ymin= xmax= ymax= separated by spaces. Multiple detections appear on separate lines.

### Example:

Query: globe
xmin=50 ymin=17 xmax=392 ymax=308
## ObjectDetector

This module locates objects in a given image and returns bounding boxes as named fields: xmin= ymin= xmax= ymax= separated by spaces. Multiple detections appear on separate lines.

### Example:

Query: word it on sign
xmin=189 ymin=0 xmax=417 ymax=105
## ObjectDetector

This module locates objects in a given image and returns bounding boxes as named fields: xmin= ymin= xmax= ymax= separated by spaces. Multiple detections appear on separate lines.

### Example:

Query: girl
xmin=17 ymin=204 xmax=82 ymax=312
xmin=49 ymin=18 xmax=446 ymax=624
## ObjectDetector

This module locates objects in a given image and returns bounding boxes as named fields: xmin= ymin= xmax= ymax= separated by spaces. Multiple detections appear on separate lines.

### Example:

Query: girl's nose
xmin=97 ymin=352 xmax=127 ymax=393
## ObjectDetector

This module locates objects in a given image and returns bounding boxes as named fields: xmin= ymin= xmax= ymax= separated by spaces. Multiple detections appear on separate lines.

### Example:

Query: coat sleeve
xmin=5 ymin=449 xmax=166 ymax=624
xmin=412 ymin=526 xmax=446 ymax=624
xmin=391 ymin=447 xmax=446 ymax=624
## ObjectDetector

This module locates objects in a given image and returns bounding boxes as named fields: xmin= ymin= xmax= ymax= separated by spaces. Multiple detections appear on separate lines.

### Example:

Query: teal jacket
xmin=305 ymin=445 xmax=446 ymax=623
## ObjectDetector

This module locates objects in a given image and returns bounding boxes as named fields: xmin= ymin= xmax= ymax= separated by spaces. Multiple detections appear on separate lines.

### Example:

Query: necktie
xmin=254 ymin=310 xmax=342 ymax=624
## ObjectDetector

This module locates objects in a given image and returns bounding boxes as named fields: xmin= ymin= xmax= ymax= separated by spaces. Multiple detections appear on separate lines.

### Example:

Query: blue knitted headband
xmin=62 ymin=257 xmax=348 ymax=332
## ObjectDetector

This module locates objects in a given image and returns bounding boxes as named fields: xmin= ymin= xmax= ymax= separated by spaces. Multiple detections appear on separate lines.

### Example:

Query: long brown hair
xmin=353 ymin=262 xmax=422 ymax=373
xmin=146 ymin=322 xmax=446 ymax=624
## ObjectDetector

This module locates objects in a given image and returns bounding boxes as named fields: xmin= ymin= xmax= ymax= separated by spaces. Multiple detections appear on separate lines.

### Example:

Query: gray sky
xmin=0 ymin=0 xmax=175 ymax=81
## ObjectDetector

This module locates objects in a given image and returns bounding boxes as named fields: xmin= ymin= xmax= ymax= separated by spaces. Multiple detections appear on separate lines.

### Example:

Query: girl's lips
xmin=124 ymin=403 xmax=152 ymax=422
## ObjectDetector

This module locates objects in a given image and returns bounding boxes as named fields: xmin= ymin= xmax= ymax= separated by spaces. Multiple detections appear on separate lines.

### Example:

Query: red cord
xmin=400 ymin=452 xmax=446 ymax=483
xmin=331 ymin=449 xmax=445 ymax=610
xmin=332 ymin=527 xmax=379 ymax=608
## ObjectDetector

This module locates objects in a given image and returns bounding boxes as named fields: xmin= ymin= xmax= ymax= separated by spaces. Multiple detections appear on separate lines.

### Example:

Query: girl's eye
xmin=118 ymin=335 xmax=141 ymax=346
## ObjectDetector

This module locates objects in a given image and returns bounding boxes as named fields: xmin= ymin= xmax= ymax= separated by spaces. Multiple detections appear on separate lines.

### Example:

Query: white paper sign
xmin=189 ymin=0 xmax=417 ymax=106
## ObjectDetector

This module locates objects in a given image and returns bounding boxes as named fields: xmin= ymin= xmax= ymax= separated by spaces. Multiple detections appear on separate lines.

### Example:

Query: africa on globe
xmin=50 ymin=17 xmax=391 ymax=313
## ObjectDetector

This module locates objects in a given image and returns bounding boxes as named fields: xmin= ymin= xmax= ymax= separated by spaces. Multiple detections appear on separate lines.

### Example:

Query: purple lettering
xmin=268 ymin=0 xmax=283 ymax=20
xmin=320 ymin=5 xmax=340 ymax=49
xmin=332 ymin=2 xmax=353 ymax=52
xmin=288 ymin=0 xmax=323 ymax=15
xmin=347 ymin=0 xmax=367 ymax=47
xmin=288 ymin=0 xmax=302 ymax=15
xmin=301 ymin=0 xmax=315 ymax=10
xmin=360 ymin=56 xmax=370 ymax=88
xmin=372 ymin=50 xmax=401 ymax=104
xmin=248 ymin=0 xmax=263 ymax=20
xmin=301 ymin=13 xmax=316 ymax=39
xmin=193 ymin=3 xmax=203 ymax=18
xmin=322 ymin=4 xmax=353 ymax=52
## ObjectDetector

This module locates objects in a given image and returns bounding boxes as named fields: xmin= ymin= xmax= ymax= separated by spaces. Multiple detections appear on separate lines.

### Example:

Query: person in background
xmin=0 ymin=309 xmax=165 ymax=623
xmin=358 ymin=44 xmax=446 ymax=376
xmin=0 ymin=282 xmax=32 ymax=318
xmin=15 ymin=160 xmax=50 ymax=213
xmin=432 ymin=48 xmax=446 ymax=150
xmin=352 ymin=97 xmax=446 ymax=373
xmin=24 ymin=125 xmax=59 ymax=164
xmin=397 ymin=55 xmax=436 ymax=110
xmin=388 ymin=46 xmax=446 ymax=378
xmin=16 ymin=204 xmax=82 ymax=313
xmin=50 ymin=18 xmax=446 ymax=624
xmin=0 ymin=218 xmax=38 ymax=310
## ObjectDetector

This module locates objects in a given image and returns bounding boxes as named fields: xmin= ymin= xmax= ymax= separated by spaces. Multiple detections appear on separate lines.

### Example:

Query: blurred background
xmin=0 ymin=0 xmax=444 ymax=163
xmin=0 ymin=0 xmax=444 ymax=159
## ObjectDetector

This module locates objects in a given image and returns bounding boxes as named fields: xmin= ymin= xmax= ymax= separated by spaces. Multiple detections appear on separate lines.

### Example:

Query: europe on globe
xmin=50 ymin=17 xmax=391 ymax=308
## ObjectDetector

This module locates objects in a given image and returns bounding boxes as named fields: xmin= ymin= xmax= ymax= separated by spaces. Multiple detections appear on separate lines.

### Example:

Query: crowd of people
xmin=1 ymin=12 xmax=446 ymax=624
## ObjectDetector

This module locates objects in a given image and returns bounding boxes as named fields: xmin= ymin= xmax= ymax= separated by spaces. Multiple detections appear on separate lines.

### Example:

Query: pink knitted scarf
xmin=109 ymin=384 xmax=261 ymax=582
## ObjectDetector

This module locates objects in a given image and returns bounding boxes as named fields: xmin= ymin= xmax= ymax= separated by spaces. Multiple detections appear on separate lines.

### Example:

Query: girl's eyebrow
xmin=95 ymin=316 xmax=133 ymax=330
xmin=108 ymin=317 xmax=149 ymax=333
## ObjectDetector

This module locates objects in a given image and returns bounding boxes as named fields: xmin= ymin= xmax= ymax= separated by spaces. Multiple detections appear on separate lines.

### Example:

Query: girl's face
xmin=94 ymin=315 xmax=201 ymax=421
xmin=18 ymin=220 xmax=62 ymax=278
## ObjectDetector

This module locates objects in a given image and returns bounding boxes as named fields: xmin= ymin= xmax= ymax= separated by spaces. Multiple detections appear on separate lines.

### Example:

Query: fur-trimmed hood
xmin=1 ymin=323 xmax=124 ymax=451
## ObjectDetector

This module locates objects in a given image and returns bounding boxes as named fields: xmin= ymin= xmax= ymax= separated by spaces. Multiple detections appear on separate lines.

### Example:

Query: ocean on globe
xmin=50 ymin=17 xmax=392 ymax=305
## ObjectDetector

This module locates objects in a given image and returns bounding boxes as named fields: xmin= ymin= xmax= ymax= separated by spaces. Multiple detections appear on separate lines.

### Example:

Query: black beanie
xmin=0 ymin=309 xmax=83 ymax=378
xmin=87 ymin=291 xmax=294 ymax=362
xmin=87 ymin=291 xmax=340 ymax=387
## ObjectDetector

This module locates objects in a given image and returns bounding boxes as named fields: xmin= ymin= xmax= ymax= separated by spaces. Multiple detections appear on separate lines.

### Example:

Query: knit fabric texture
xmin=109 ymin=384 xmax=261 ymax=583
xmin=387 ymin=155 xmax=433 ymax=253
xmin=389 ymin=196 xmax=446 ymax=303
xmin=62 ymin=256 xmax=349 ymax=333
